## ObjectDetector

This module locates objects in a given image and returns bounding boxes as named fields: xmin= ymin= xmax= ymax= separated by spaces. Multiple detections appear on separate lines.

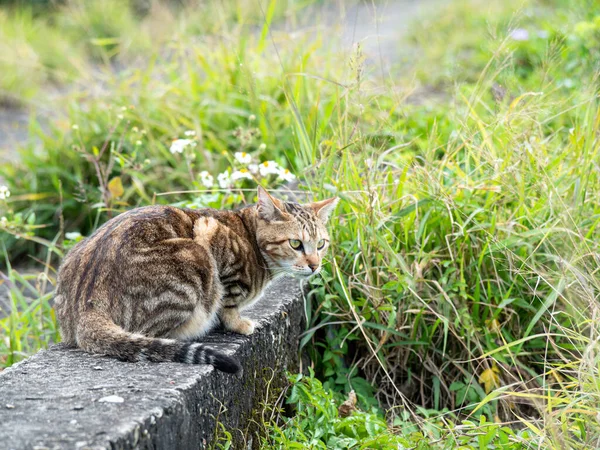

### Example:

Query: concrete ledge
xmin=0 ymin=277 xmax=306 ymax=450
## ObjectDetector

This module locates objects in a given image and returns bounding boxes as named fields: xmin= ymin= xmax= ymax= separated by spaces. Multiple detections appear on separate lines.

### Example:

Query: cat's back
xmin=73 ymin=205 xmax=195 ymax=254
xmin=57 ymin=205 xmax=197 ymax=293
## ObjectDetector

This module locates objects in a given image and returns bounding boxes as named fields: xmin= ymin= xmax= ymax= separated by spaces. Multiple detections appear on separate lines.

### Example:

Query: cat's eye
xmin=317 ymin=239 xmax=326 ymax=250
xmin=289 ymin=239 xmax=303 ymax=250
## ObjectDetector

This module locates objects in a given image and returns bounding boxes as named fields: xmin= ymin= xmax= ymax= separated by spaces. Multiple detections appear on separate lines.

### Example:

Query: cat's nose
xmin=308 ymin=263 xmax=319 ymax=273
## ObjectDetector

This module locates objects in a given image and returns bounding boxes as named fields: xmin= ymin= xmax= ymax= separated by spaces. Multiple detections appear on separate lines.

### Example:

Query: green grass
xmin=0 ymin=7 xmax=86 ymax=104
xmin=293 ymin=0 xmax=600 ymax=446
xmin=0 ymin=262 xmax=59 ymax=368
xmin=0 ymin=0 xmax=315 ymax=104
xmin=1 ymin=0 xmax=600 ymax=447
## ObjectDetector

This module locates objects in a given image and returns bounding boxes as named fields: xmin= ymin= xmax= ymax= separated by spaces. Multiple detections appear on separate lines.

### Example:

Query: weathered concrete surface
xmin=0 ymin=276 xmax=306 ymax=450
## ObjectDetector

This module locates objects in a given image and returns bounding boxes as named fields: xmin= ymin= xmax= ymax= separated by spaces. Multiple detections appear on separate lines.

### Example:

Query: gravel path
xmin=321 ymin=0 xmax=436 ymax=70
xmin=0 ymin=107 xmax=29 ymax=164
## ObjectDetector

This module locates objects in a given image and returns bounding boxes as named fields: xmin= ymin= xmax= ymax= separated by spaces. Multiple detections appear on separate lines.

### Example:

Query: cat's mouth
xmin=288 ymin=268 xmax=321 ymax=278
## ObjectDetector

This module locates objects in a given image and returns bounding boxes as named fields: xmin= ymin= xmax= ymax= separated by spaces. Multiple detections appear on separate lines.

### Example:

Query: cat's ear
xmin=257 ymin=186 xmax=287 ymax=221
xmin=309 ymin=197 xmax=339 ymax=223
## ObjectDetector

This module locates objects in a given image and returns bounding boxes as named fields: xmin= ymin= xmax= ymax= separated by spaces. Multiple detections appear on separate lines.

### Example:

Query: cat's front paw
xmin=234 ymin=318 xmax=255 ymax=336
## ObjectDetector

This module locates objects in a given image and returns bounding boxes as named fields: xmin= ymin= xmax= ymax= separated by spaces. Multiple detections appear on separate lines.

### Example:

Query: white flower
xmin=169 ymin=139 xmax=197 ymax=154
xmin=65 ymin=231 xmax=82 ymax=240
xmin=258 ymin=143 xmax=267 ymax=151
xmin=0 ymin=186 xmax=10 ymax=200
xmin=199 ymin=171 xmax=214 ymax=188
xmin=248 ymin=163 xmax=259 ymax=174
xmin=510 ymin=28 xmax=529 ymax=41
xmin=217 ymin=171 xmax=231 ymax=189
xmin=121 ymin=106 xmax=127 ymax=111
xmin=234 ymin=152 xmax=252 ymax=164
xmin=72 ymin=124 xmax=79 ymax=130
xmin=249 ymin=114 xmax=256 ymax=122
xmin=135 ymin=140 xmax=142 ymax=146
xmin=231 ymin=169 xmax=253 ymax=181
xmin=278 ymin=168 xmax=296 ymax=182
xmin=0 ymin=216 xmax=7 ymax=226
xmin=117 ymin=114 xmax=124 ymax=120
xmin=170 ymin=140 xmax=185 ymax=154
xmin=184 ymin=130 xmax=196 ymax=136
xmin=258 ymin=161 xmax=280 ymax=177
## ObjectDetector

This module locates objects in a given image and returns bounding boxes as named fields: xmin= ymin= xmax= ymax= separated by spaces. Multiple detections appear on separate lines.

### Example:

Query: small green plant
xmin=261 ymin=371 xmax=414 ymax=449
xmin=261 ymin=371 xmax=537 ymax=449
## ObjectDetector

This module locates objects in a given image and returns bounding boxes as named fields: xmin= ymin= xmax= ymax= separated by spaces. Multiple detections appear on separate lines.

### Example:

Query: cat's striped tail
xmin=74 ymin=310 xmax=242 ymax=375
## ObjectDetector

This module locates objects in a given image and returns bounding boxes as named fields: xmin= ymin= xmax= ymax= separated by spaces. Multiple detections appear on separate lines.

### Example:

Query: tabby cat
xmin=55 ymin=187 xmax=338 ymax=375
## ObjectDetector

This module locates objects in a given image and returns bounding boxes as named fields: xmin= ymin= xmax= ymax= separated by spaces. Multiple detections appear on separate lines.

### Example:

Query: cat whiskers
xmin=258 ymin=263 xmax=287 ymax=278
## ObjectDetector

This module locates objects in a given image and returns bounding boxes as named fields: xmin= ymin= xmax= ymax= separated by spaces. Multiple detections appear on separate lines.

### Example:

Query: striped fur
xmin=55 ymin=187 xmax=338 ymax=374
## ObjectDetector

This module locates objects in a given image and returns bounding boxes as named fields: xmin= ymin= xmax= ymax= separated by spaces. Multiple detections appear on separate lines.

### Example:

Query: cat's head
xmin=255 ymin=186 xmax=338 ymax=278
